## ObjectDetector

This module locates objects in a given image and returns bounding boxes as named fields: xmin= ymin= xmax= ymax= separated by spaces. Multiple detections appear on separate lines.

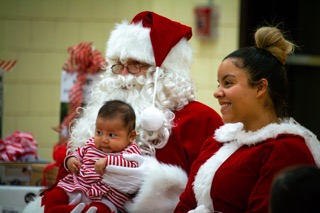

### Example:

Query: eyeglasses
xmin=111 ymin=63 xmax=149 ymax=74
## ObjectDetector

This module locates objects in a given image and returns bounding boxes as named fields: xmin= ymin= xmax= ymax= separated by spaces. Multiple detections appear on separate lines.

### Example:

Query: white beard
xmin=97 ymin=74 xmax=145 ymax=107
xmin=69 ymin=68 xmax=175 ymax=156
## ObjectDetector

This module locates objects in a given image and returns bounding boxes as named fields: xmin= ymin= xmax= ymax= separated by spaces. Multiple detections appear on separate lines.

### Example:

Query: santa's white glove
xmin=69 ymin=192 xmax=82 ymax=205
xmin=188 ymin=205 xmax=211 ymax=213
xmin=70 ymin=203 xmax=97 ymax=213
xmin=102 ymin=153 xmax=146 ymax=194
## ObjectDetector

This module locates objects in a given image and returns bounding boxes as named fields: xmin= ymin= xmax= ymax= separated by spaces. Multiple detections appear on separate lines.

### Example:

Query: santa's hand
xmin=69 ymin=192 xmax=82 ymax=205
xmin=188 ymin=205 xmax=211 ymax=213
xmin=70 ymin=203 xmax=85 ymax=213
xmin=86 ymin=207 xmax=97 ymax=213
xmin=102 ymin=153 xmax=146 ymax=194
xmin=70 ymin=203 xmax=97 ymax=213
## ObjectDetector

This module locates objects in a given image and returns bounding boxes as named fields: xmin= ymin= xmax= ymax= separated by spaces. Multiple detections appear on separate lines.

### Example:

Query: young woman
xmin=174 ymin=26 xmax=320 ymax=213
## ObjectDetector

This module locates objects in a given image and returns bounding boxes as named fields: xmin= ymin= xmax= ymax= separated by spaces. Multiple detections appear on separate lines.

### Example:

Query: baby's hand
xmin=95 ymin=158 xmax=107 ymax=176
xmin=66 ymin=157 xmax=81 ymax=174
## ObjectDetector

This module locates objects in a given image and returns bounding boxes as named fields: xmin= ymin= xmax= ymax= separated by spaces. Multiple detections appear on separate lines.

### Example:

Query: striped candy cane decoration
xmin=59 ymin=42 xmax=106 ymax=137
xmin=0 ymin=60 xmax=17 ymax=73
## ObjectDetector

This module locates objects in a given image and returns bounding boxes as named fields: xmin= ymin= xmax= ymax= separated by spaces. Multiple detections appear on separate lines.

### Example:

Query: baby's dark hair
xmin=98 ymin=100 xmax=136 ymax=132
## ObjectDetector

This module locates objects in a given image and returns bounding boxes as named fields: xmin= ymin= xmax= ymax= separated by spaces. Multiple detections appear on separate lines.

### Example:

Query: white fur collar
xmin=193 ymin=118 xmax=320 ymax=211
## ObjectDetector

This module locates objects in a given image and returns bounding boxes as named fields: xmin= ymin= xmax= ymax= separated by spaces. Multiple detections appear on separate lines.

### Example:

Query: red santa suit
xmin=94 ymin=11 xmax=224 ymax=212
xmin=123 ymin=101 xmax=223 ymax=213
xmin=174 ymin=119 xmax=320 ymax=213
xmin=155 ymin=100 xmax=223 ymax=174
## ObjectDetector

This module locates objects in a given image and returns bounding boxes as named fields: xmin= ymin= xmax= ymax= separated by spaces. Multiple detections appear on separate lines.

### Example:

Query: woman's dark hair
xmin=98 ymin=100 xmax=136 ymax=132
xmin=224 ymin=26 xmax=295 ymax=118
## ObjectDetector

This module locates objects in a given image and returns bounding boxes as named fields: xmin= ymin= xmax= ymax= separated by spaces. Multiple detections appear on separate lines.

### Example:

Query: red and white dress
xmin=58 ymin=137 xmax=141 ymax=212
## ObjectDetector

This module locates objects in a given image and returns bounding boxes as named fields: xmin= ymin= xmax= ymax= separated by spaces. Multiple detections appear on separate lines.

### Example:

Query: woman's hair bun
xmin=254 ymin=26 xmax=295 ymax=65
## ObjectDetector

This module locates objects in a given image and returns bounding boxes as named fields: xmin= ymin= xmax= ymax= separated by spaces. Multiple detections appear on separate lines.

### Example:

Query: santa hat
xmin=106 ymin=11 xmax=193 ymax=73
xmin=106 ymin=11 xmax=193 ymax=131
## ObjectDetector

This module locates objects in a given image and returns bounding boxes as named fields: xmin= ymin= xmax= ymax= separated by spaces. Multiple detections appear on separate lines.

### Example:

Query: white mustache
xmin=100 ymin=73 xmax=146 ymax=92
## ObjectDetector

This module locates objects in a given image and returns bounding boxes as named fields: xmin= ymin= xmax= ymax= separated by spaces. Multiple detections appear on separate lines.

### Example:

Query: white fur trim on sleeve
xmin=125 ymin=157 xmax=188 ymax=213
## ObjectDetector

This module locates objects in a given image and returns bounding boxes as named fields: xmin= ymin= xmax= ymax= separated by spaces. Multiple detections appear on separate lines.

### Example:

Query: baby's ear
xmin=129 ymin=130 xmax=137 ymax=142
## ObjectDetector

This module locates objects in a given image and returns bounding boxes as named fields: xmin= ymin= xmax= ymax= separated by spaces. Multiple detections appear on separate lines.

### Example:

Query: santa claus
xmin=24 ymin=11 xmax=223 ymax=213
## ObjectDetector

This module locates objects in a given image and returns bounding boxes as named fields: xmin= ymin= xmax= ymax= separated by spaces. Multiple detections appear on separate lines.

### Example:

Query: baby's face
xmin=94 ymin=117 xmax=134 ymax=153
